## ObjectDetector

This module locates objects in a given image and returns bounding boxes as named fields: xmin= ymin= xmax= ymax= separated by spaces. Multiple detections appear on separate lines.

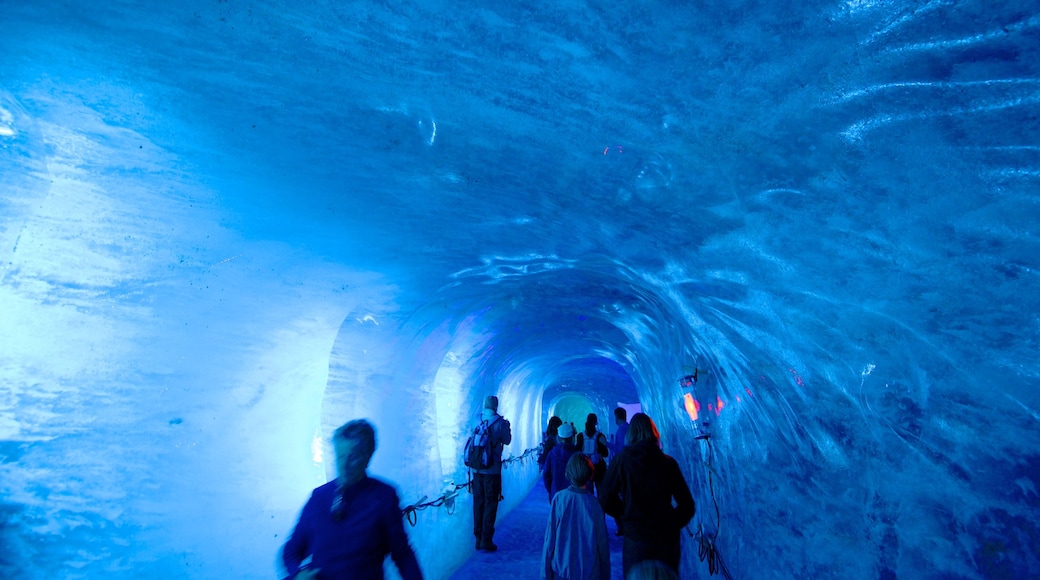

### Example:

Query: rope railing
xmin=399 ymin=444 xmax=543 ymax=527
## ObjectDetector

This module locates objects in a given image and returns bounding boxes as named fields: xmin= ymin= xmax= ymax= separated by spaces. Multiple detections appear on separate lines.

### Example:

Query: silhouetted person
xmin=471 ymin=395 xmax=512 ymax=552
xmin=538 ymin=416 xmax=563 ymax=470
xmin=576 ymin=413 xmax=609 ymax=496
xmin=281 ymin=419 xmax=422 ymax=580
xmin=600 ymin=413 xmax=695 ymax=576
xmin=542 ymin=422 xmax=581 ymax=502
xmin=541 ymin=453 xmax=610 ymax=580
xmin=609 ymin=406 xmax=630 ymax=536
xmin=611 ymin=407 xmax=629 ymax=457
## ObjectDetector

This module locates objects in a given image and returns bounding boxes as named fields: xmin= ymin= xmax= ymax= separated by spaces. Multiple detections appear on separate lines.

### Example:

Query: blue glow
xmin=2 ymin=1 xmax=1038 ymax=578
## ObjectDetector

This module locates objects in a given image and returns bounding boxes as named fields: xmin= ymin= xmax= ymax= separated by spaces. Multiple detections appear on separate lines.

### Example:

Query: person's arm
xmin=670 ymin=460 xmax=696 ymax=530
xmin=281 ymin=493 xmax=316 ymax=579
xmin=598 ymin=457 xmax=624 ymax=517
xmin=386 ymin=489 xmax=424 ymax=580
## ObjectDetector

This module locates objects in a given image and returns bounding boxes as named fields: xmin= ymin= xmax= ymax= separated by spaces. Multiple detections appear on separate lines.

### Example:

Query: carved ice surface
xmin=1 ymin=1 xmax=1037 ymax=578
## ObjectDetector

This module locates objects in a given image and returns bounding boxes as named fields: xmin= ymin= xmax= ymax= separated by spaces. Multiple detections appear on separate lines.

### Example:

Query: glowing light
xmin=716 ymin=397 xmax=725 ymax=415
xmin=683 ymin=393 xmax=699 ymax=421
xmin=311 ymin=433 xmax=323 ymax=464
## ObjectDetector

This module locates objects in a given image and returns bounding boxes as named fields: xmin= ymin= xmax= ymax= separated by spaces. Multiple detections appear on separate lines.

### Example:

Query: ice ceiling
xmin=2 ymin=1 xmax=1039 ymax=578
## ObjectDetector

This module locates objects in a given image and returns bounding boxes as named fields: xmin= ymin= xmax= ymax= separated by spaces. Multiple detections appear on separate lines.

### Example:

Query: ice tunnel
xmin=1 ymin=1 xmax=1038 ymax=578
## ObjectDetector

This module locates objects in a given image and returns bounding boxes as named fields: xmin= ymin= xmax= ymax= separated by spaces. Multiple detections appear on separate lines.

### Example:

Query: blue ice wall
xmin=1 ymin=1 xmax=1038 ymax=578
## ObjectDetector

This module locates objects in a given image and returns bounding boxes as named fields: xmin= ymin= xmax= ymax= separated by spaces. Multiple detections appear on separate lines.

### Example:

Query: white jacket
xmin=541 ymin=486 xmax=610 ymax=580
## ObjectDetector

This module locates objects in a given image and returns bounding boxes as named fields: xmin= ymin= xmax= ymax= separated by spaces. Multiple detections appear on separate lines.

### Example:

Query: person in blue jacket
xmin=542 ymin=422 xmax=582 ymax=502
xmin=281 ymin=419 xmax=423 ymax=580
xmin=541 ymin=453 xmax=610 ymax=580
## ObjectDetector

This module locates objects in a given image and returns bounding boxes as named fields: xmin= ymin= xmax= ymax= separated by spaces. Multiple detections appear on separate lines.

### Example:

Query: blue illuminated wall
xmin=1 ymin=1 xmax=1038 ymax=578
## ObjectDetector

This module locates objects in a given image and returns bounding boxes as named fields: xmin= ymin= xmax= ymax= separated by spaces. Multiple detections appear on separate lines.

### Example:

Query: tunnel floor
xmin=449 ymin=483 xmax=626 ymax=579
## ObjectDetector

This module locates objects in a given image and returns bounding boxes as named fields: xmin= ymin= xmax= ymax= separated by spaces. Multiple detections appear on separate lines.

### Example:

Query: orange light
xmin=683 ymin=393 xmax=699 ymax=421
xmin=716 ymin=397 xmax=725 ymax=415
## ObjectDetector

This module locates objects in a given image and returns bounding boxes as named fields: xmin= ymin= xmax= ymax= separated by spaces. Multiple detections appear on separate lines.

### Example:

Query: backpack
xmin=578 ymin=430 xmax=608 ymax=464
xmin=465 ymin=416 xmax=501 ymax=470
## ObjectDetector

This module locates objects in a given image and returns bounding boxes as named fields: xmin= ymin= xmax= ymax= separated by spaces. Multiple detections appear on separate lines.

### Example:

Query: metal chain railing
xmin=400 ymin=444 xmax=543 ymax=527
xmin=501 ymin=444 xmax=541 ymax=467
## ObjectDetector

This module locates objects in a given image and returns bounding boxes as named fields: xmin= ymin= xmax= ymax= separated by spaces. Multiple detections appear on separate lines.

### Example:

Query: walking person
xmin=541 ymin=453 xmax=610 ymax=580
xmin=609 ymin=407 xmax=630 ymax=536
xmin=538 ymin=416 xmax=563 ymax=471
xmin=599 ymin=413 xmax=695 ymax=577
xmin=542 ymin=422 xmax=581 ymax=502
xmin=611 ymin=407 xmax=630 ymax=457
xmin=469 ymin=395 xmax=512 ymax=552
xmin=576 ymin=413 xmax=610 ymax=496
xmin=281 ymin=419 xmax=423 ymax=580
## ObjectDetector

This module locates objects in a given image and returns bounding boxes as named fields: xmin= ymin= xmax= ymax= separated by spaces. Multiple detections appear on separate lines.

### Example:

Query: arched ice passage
xmin=1 ymin=1 xmax=1038 ymax=579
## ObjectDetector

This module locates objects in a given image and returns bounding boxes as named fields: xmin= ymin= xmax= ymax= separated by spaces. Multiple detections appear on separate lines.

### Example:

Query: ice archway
xmin=2 ymin=1 xmax=1039 ymax=578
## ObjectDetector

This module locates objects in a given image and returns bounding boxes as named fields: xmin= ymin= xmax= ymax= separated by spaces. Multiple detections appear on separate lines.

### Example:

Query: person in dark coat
xmin=538 ymin=416 xmax=563 ymax=470
xmin=470 ymin=395 xmax=512 ymax=552
xmin=542 ymin=422 xmax=581 ymax=502
xmin=599 ymin=413 xmax=695 ymax=577
xmin=281 ymin=419 xmax=423 ymax=580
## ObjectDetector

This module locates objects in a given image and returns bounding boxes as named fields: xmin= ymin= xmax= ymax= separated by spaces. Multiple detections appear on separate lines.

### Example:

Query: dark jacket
xmin=537 ymin=434 xmax=558 ymax=469
xmin=473 ymin=413 xmax=512 ymax=475
xmin=282 ymin=477 xmax=423 ymax=580
xmin=599 ymin=440 xmax=695 ymax=541
xmin=542 ymin=441 xmax=580 ymax=501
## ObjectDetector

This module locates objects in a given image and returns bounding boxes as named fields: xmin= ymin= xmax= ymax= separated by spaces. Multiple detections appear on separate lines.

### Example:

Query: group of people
xmin=277 ymin=398 xmax=694 ymax=580
xmin=538 ymin=408 xmax=696 ymax=579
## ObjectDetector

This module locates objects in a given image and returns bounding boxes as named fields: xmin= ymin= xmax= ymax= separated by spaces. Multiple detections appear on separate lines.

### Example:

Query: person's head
xmin=565 ymin=453 xmax=594 ymax=488
xmin=557 ymin=422 xmax=576 ymax=443
xmin=625 ymin=413 xmax=661 ymax=447
xmin=614 ymin=407 xmax=627 ymax=424
xmin=626 ymin=560 xmax=679 ymax=580
xmin=584 ymin=413 xmax=598 ymax=436
xmin=482 ymin=395 xmax=499 ymax=417
xmin=483 ymin=395 xmax=499 ymax=412
xmin=546 ymin=416 xmax=563 ymax=437
xmin=333 ymin=419 xmax=376 ymax=487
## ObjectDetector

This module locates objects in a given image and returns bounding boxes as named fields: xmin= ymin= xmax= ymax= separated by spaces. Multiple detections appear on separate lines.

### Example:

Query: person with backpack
xmin=575 ymin=413 xmax=609 ymax=496
xmin=540 ymin=453 xmax=610 ymax=580
xmin=466 ymin=395 xmax=512 ymax=552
